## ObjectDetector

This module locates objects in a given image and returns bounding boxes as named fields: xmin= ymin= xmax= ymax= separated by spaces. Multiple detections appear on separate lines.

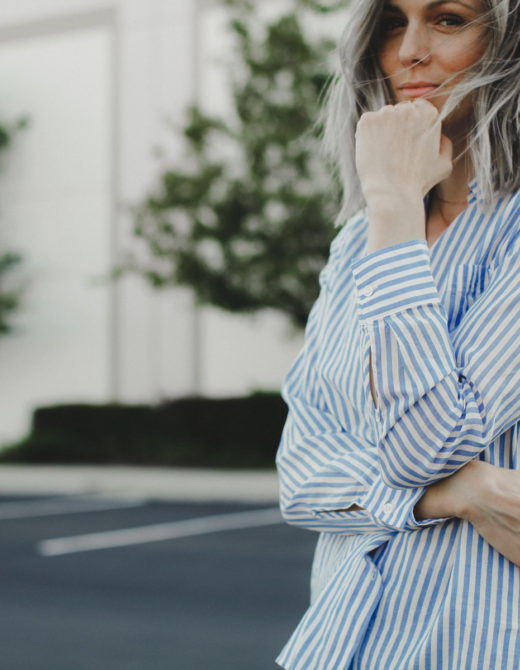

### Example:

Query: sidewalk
xmin=0 ymin=464 xmax=280 ymax=503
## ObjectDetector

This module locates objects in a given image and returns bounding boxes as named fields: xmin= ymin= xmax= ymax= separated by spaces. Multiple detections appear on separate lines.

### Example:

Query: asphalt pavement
xmin=0 ymin=467 xmax=316 ymax=670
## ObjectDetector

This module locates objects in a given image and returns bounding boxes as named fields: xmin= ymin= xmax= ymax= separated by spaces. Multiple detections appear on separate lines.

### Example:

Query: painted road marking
xmin=0 ymin=495 xmax=147 ymax=520
xmin=38 ymin=507 xmax=283 ymax=556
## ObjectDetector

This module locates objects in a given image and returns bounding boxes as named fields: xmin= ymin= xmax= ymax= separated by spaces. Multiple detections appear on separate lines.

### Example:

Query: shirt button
xmin=383 ymin=502 xmax=394 ymax=514
xmin=361 ymin=285 xmax=374 ymax=297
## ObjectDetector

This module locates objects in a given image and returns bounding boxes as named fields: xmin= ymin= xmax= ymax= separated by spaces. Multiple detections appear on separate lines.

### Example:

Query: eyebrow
xmin=385 ymin=1 xmax=478 ymax=12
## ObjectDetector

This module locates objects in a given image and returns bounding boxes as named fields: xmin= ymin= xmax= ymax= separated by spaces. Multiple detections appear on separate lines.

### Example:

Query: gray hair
xmin=322 ymin=0 xmax=520 ymax=224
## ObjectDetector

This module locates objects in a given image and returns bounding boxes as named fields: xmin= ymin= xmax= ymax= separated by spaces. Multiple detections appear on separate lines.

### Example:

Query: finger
xmin=412 ymin=97 xmax=438 ymax=113
xmin=412 ymin=98 xmax=439 ymax=125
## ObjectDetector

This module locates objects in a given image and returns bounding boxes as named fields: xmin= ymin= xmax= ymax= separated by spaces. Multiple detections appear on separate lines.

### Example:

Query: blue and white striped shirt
xmin=276 ymin=179 xmax=520 ymax=669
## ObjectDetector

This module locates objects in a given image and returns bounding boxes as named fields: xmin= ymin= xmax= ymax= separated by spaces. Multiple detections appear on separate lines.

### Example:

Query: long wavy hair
xmin=322 ymin=0 xmax=520 ymax=224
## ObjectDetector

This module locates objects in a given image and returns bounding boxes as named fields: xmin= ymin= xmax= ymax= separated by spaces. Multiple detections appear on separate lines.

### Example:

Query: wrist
xmin=428 ymin=459 xmax=486 ymax=523
xmin=414 ymin=481 xmax=454 ymax=521
xmin=454 ymin=459 xmax=496 ymax=523
xmin=362 ymin=182 xmax=423 ymax=207
xmin=364 ymin=190 xmax=425 ymax=254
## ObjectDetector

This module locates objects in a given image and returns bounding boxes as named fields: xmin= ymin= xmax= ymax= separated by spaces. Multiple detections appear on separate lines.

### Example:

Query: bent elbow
xmin=277 ymin=490 xmax=317 ymax=530
xmin=278 ymin=495 xmax=301 ymax=527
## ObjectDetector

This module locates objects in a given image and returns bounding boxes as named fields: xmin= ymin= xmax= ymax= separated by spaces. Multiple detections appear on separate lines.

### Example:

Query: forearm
xmin=343 ymin=478 xmax=459 ymax=521
xmin=365 ymin=192 xmax=426 ymax=255
xmin=365 ymin=195 xmax=426 ymax=409
xmin=354 ymin=237 xmax=511 ymax=489
xmin=370 ymin=354 xmax=456 ymax=519
xmin=413 ymin=479 xmax=460 ymax=521
xmin=348 ymin=472 xmax=465 ymax=520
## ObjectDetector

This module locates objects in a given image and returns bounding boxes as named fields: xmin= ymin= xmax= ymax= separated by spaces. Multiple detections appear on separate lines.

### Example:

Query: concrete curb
xmin=0 ymin=465 xmax=280 ymax=503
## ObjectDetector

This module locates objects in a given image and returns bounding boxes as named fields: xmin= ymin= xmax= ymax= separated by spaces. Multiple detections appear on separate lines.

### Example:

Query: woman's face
xmin=378 ymin=0 xmax=488 ymax=135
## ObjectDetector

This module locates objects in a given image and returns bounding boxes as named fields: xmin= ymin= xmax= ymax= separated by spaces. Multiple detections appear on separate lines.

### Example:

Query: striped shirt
xmin=275 ymin=179 xmax=520 ymax=669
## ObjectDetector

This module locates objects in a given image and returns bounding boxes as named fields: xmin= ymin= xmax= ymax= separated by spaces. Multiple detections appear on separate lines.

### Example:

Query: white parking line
xmin=38 ymin=506 xmax=283 ymax=557
xmin=0 ymin=495 xmax=147 ymax=520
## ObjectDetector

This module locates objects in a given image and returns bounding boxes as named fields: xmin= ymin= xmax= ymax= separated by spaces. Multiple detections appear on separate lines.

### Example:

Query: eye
xmin=436 ymin=13 xmax=467 ymax=28
xmin=380 ymin=15 xmax=406 ymax=34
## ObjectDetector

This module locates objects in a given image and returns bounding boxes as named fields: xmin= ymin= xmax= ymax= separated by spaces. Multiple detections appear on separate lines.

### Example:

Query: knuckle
xmin=379 ymin=105 xmax=396 ymax=117
xmin=358 ymin=111 xmax=374 ymax=125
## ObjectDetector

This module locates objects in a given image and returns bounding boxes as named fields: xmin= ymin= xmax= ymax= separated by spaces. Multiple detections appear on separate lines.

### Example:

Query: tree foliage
xmin=0 ymin=116 xmax=28 ymax=335
xmin=126 ymin=0 xmax=347 ymax=328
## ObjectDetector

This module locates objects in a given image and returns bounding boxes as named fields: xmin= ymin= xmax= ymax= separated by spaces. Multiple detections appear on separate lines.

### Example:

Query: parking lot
xmin=0 ymin=486 xmax=316 ymax=670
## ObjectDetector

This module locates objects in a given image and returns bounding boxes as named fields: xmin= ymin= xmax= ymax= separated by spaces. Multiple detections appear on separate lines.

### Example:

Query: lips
xmin=399 ymin=82 xmax=439 ymax=98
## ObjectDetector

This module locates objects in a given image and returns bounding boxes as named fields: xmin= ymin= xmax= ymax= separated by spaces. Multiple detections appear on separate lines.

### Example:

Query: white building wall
xmin=0 ymin=0 xmax=307 ymax=444
xmin=115 ymin=0 xmax=203 ymax=403
xmin=0 ymin=19 xmax=114 ymax=444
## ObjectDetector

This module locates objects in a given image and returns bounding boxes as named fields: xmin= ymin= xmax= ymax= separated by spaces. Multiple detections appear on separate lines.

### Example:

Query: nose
xmin=399 ymin=21 xmax=432 ymax=67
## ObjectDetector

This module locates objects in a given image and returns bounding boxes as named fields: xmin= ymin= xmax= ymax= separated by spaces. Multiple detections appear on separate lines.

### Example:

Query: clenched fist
xmin=356 ymin=98 xmax=453 ymax=201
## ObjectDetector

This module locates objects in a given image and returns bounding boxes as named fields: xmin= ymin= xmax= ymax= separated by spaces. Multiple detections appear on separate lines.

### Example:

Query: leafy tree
xmin=0 ymin=252 xmax=23 ymax=335
xmin=0 ymin=116 xmax=28 ymax=335
xmin=125 ymin=0 xmax=347 ymax=329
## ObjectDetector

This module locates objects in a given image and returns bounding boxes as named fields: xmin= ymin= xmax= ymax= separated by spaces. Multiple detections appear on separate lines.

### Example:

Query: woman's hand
xmin=355 ymin=99 xmax=453 ymax=253
xmin=356 ymin=98 xmax=452 ymax=201
xmin=415 ymin=459 xmax=520 ymax=567
xmin=461 ymin=461 xmax=520 ymax=567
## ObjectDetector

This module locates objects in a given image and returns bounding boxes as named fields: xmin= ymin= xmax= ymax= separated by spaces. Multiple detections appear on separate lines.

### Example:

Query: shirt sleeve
xmin=350 ymin=234 xmax=520 ymax=489
xmin=276 ymin=226 xmax=449 ymax=535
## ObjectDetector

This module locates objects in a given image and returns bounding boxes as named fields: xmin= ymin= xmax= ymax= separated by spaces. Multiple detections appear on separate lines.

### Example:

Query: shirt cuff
xmin=357 ymin=477 xmax=451 ymax=531
xmin=351 ymin=240 xmax=440 ymax=321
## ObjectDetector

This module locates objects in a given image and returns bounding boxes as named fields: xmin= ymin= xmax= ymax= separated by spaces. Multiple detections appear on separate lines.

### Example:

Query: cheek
xmin=378 ymin=42 xmax=398 ymax=78
xmin=377 ymin=40 xmax=399 ymax=70
xmin=438 ymin=36 xmax=487 ymax=74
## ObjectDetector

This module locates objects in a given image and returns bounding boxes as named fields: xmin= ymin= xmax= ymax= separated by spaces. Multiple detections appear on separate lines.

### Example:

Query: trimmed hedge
xmin=0 ymin=393 xmax=287 ymax=469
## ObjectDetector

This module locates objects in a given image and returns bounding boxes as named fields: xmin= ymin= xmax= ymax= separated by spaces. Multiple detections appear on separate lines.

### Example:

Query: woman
xmin=276 ymin=1 xmax=520 ymax=668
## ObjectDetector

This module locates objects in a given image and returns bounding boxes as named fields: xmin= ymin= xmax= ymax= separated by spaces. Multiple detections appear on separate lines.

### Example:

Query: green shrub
xmin=0 ymin=393 xmax=287 ymax=469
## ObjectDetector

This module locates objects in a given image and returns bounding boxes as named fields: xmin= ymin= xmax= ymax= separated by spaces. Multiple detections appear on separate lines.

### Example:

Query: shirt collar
xmin=468 ymin=167 xmax=498 ymax=205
